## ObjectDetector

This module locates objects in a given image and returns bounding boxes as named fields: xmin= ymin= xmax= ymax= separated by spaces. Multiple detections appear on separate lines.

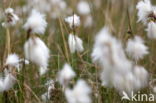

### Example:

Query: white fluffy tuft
xmin=6 ymin=54 xmax=19 ymax=67
xmin=65 ymin=14 xmax=80 ymax=28
xmin=65 ymin=79 xmax=92 ymax=103
xmin=68 ymin=34 xmax=84 ymax=53
xmin=24 ymin=9 xmax=47 ymax=34
xmin=146 ymin=21 xmax=156 ymax=39
xmin=126 ymin=36 xmax=148 ymax=61
xmin=57 ymin=63 xmax=76 ymax=86
xmin=24 ymin=37 xmax=50 ymax=75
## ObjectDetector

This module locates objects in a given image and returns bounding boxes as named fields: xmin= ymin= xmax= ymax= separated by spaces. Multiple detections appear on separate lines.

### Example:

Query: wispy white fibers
xmin=136 ymin=0 xmax=156 ymax=39
xmin=0 ymin=70 xmax=16 ymax=92
xmin=24 ymin=9 xmax=47 ymax=34
xmin=136 ymin=0 xmax=152 ymax=24
xmin=92 ymin=27 xmax=132 ymax=87
xmin=68 ymin=34 xmax=84 ymax=53
xmin=112 ymin=65 xmax=149 ymax=95
xmin=6 ymin=54 xmax=19 ymax=67
xmin=5 ymin=54 xmax=25 ymax=72
xmin=77 ymin=1 xmax=90 ymax=15
xmin=133 ymin=65 xmax=149 ymax=89
xmin=65 ymin=79 xmax=92 ymax=103
xmin=57 ymin=63 xmax=76 ymax=87
xmin=126 ymin=36 xmax=148 ymax=61
xmin=49 ymin=0 xmax=67 ymax=19
xmin=23 ymin=0 xmax=67 ymax=19
xmin=65 ymin=14 xmax=80 ymax=29
xmin=2 ymin=8 xmax=19 ymax=27
xmin=41 ymin=79 xmax=55 ymax=102
xmin=24 ymin=37 xmax=50 ymax=75
xmin=146 ymin=21 xmax=156 ymax=39
xmin=91 ymin=26 xmax=149 ymax=95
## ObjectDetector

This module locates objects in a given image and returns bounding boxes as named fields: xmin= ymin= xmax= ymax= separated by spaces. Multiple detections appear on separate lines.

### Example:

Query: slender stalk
xmin=2 ymin=28 xmax=11 ymax=103
xmin=58 ymin=17 xmax=70 ymax=63
xmin=3 ymin=28 xmax=11 ymax=64
xmin=127 ymin=8 xmax=134 ymax=36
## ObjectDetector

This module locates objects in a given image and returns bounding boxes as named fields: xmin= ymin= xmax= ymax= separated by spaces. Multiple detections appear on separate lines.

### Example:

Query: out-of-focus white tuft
xmin=57 ymin=63 xmax=76 ymax=87
xmin=136 ymin=0 xmax=152 ymax=24
xmin=41 ymin=79 xmax=55 ymax=102
xmin=3 ymin=73 xmax=16 ymax=91
xmin=68 ymin=34 xmax=84 ymax=53
xmin=84 ymin=15 xmax=93 ymax=28
xmin=6 ymin=54 xmax=19 ymax=67
xmin=146 ymin=21 xmax=156 ymax=39
xmin=2 ymin=8 xmax=19 ymax=27
xmin=91 ymin=26 xmax=149 ymax=96
xmin=23 ymin=0 xmax=67 ymax=19
xmin=112 ymin=65 xmax=149 ymax=96
xmin=41 ymin=92 xmax=49 ymax=102
xmin=133 ymin=66 xmax=149 ymax=88
xmin=24 ymin=37 xmax=50 ymax=75
xmin=91 ymin=26 xmax=114 ymax=64
xmin=126 ymin=36 xmax=148 ymax=61
xmin=24 ymin=9 xmax=47 ymax=34
xmin=0 ymin=72 xmax=16 ymax=92
xmin=49 ymin=0 xmax=67 ymax=19
xmin=77 ymin=1 xmax=90 ymax=15
xmin=65 ymin=79 xmax=92 ymax=103
xmin=65 ymin=14 xmax=80 ymax=28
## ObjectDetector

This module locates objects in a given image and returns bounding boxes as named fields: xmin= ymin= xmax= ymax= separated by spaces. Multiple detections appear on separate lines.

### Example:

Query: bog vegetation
xmin=0 ymin=0 xmax=156 ymax=103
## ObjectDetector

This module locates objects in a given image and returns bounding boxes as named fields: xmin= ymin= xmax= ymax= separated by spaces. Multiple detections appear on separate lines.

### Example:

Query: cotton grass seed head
xmin=24 ymin=9 xmax=47 ymax=34
xmin=24 ymin=37 xmax=50 ymax=75
xmin=57 ymin=63 xmax=76 ymax=87
xmin=77 ymin=1 xmax=90 ymax=15
xmin=2 ymin=8 xmax=19 ymax=27
xmin=0 ymin=73 xmax=16 ymax=92
xmin=68 ymin=34 xmax=84 ymax=53
xmin=126 ymin=36 xmax=148 ymax=61
xmin=65 ymin=14 xmax=80 ymax=29
xmin=6 ymin=54 xmax=20 ymax=67
xmin=146 ymin=21 xmax=156 ymax=39
xmin=136 ymin=0 xmax=152 ymax=24
xmin=65 ymin=79 xmax=92 ymax=103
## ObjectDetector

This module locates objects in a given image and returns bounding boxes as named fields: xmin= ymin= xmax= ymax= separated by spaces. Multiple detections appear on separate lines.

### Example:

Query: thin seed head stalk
xmin=59 ymin=17 xmax=70 ymax=63
xmin=3 ymin=28 xmax=11 ymax=65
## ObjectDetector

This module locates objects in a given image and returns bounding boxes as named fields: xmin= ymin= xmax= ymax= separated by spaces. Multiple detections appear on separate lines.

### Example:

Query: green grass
xmin=0 ymin=0 xmax=156 ymax=103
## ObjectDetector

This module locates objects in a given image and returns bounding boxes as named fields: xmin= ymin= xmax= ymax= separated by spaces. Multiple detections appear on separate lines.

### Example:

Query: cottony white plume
xmin=6 ymin=54 xmax=19 ymax=67
xmin=77 ymin=1 xmax=90 ymax=15
xmin=91 ymin=26 xmax=149 ymax=95
xmin=65 ymin=80 xmax=92 ymax=103
xmin=0 ymin=72 xmax=16 ymax=92
xmin=136 ymin=0 xmax=152 ymax=24
xmin=133 ymin=65 xmax=149 ymax=89
xmin=3 ymin=73 xmax=16 ymax=91
xmin=68 ymin=34 xmax=84 ymax=53
xmin=57 ymin=63 xmax=76 ymax=87
xmin=2 ymin=8 xmax=19 ymax=27
xmin=41 ymin=80 xmax=55 ymax=102
xmin=146 ymin=21 xmax=156 ymax=39
xmin=91 ymin=26 xmax=132 ymax=71
xmin=24 ymin=9 xmax=47 ymax=34
xmin=126 ymin=36 xmax=148 ymax=61
xmin=24 ymin=37 xmax=50 ymax=75
xmin=65 ymin=14 xmax=80 ymax=28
